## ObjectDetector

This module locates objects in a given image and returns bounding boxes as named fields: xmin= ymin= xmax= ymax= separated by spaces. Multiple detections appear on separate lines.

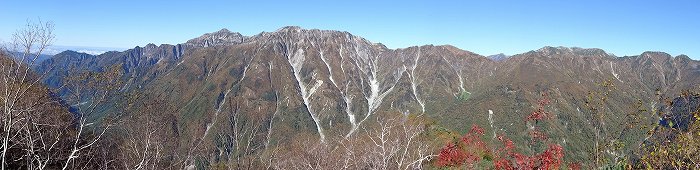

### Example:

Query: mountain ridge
xmin=47 ymin=26 xmax=697 ymax=62
xmin=34 ymin=26 xmax=700 ymax=166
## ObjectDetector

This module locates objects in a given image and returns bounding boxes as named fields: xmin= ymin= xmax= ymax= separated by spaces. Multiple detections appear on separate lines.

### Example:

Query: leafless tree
xmin=359 ymin=114 xmax=434 ymax=170
xmin=118 ymin=95 xmax=174 ymax=170
xmin=273 ymin=112 xmax=435 ymax=170
xmin=0 ymin=19 xmax=62 ymax=170
xmin=206 ymin=99 xmax=266 ymax=169
xmin=59 ymin=63 xmax=122 ymax=170
xmin=1 ymin=19 xmax=122 ymax=170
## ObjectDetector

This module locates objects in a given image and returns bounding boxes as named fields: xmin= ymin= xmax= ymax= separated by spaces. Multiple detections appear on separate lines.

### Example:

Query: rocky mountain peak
xmin=487 ymin=53 xmax=510 ymax=61
xmin=276 ymin=26 xmax=303 ymax=32
xmin=676 ymin=54 xmax=691 ymax=61
xmin=570 ymin=47 xmax=609 ymax=56
xmin=536 ymin=46 xmax=571 ymax=54
xmin=533 ymin=46 xmax=611 ymax=58
xmin=144 ymin=43 xmax=158 ymax=49
xmin=271 ymin=26 xmax=353 ymax=38
xmin=640 ymin=51 xmax=673 ymax=63
xmin=216 ymin=28 xmax=231 ymax=33
xmin=185 ymin=28 xmax=247 ymax=47
xmin=641 ymin=51 xmax=672 ymax=58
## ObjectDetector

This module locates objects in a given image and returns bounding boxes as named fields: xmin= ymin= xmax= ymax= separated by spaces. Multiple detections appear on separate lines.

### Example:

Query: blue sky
xmin=1 ymin=0 xmax=698 ymax=59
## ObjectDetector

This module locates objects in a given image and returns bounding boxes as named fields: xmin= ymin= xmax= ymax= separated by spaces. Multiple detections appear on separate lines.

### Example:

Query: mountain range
xmin=35 ymin=26 xmax=700 ymax=165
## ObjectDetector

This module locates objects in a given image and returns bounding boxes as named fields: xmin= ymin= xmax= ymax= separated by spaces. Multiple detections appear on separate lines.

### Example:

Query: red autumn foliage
xmin=538 ymin=144 xmax=564 ymax=169
xmin=494 ymin=158 xmax=513 ymax=170
xmin=436 ymin=92 xmax=571 ymax=169
xmin=568 ymin=162 xmax=582 ymax=170
xmin=434 ymin=125 xmax=490 ymax=168
xmin=492 ymin=93 xmax=565 ymax=169
xmin=435 ymin=143 xmax=468 ymax=167
xmin=525 ymin=93 xmax=552 ymax=121
xmin=529 ymin=128 xmax=549 ymax=141
xmin=469 ymin=124 xmax=485 ymax=135
xmin=493 ymin=135 xmax=564 ymax=170
xmin=436 ymin=127 xmax=567 ymax=169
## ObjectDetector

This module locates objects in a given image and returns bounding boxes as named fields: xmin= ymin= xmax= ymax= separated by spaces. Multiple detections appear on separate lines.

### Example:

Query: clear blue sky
xmin=1 ymin=0 xmax=698 ymax=59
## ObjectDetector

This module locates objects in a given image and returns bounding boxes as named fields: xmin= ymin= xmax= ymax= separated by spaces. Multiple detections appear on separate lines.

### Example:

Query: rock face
xmin=140 ymin=27 xmax=495 ymax=145
xmin=37 ymin=27 xmax=700 ymax=164
xmin=185 ymin=28 xmax=247 ymax=47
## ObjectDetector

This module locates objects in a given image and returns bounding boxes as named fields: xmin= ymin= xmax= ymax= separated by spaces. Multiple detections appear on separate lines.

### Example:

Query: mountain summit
xmin=487 ymin=53 xmax=509 ymax=61
xmin=185 ymin=28 xmax=247 ymax=47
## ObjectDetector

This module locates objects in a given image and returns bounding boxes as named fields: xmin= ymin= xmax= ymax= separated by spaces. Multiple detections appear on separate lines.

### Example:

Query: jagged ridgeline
xmin=36 ymin=26 xmax=700 ymax=165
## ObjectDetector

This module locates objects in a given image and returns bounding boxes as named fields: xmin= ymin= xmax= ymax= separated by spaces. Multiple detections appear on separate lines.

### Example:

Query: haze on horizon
xmin=1 ymin=0 xmax=698 ymax=59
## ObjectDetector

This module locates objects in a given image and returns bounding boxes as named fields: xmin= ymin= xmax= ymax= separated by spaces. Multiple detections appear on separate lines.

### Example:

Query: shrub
xmin=434 ymin=125 xmax=490 ymax=168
